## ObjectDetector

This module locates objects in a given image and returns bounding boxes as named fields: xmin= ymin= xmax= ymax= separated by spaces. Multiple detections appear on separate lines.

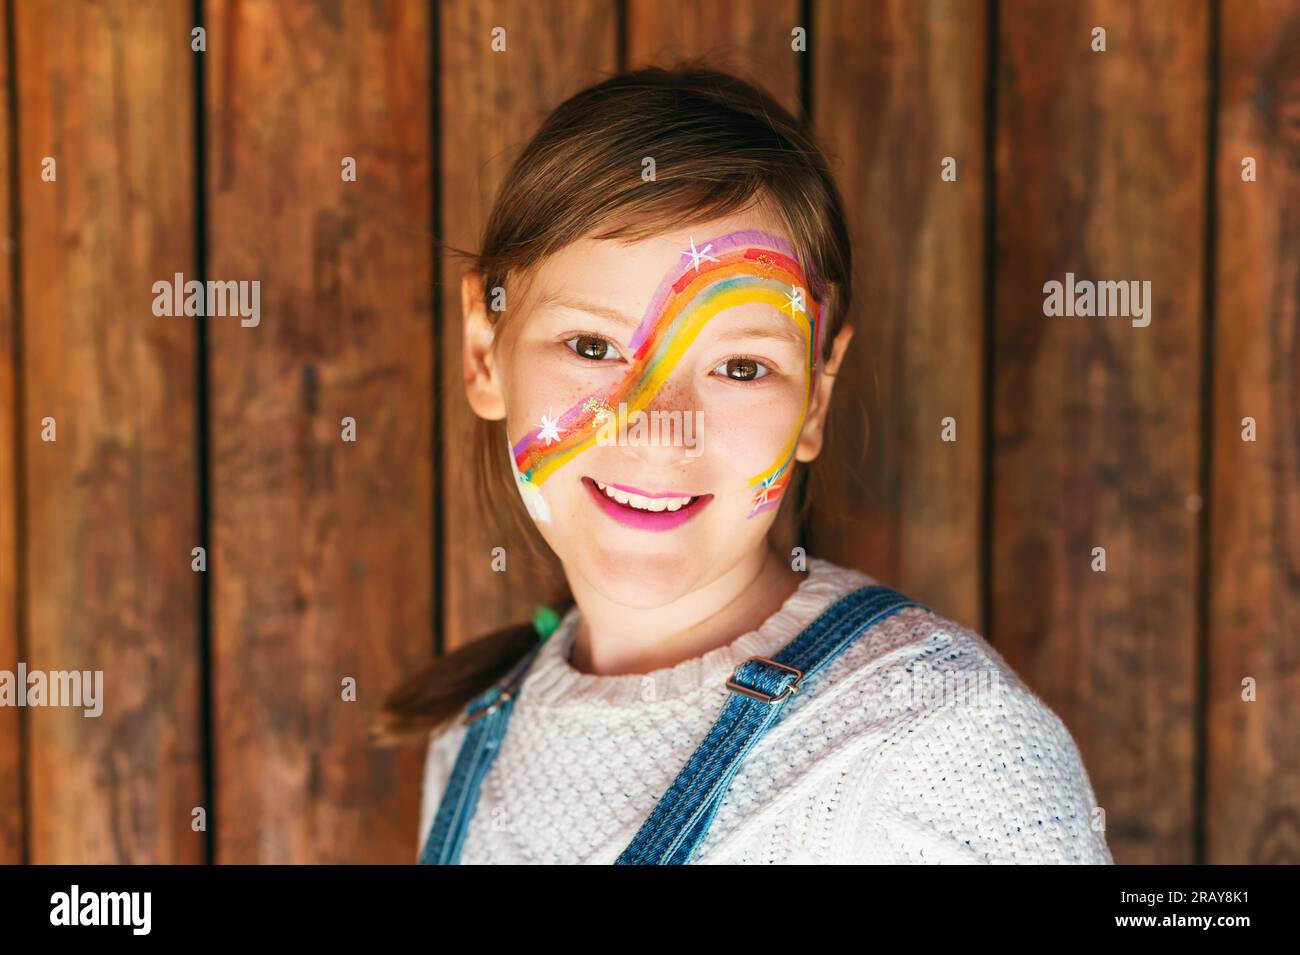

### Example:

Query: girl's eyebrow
xmin=710 ymin=318 xmax=807 ymax=348
xmin=536 ymin=294 xmax=639 ymax=329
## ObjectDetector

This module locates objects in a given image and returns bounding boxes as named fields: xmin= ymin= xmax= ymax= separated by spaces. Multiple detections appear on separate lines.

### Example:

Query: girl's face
xmin=464 ymin=208 xmax=851 ymax=608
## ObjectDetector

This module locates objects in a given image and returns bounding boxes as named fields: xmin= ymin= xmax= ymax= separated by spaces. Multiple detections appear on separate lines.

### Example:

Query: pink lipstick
xmin=582 ymin=477 xmax=712 ymax=532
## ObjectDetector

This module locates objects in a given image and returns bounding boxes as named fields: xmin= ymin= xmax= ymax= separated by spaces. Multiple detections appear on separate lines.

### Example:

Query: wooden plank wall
xmin=206 ymin=0 xmax=434 ymax=863
xmin=0 ymin=0 xmax=1295 ymax=865
xmin=11 ymin=0 xmax=203 ymax=864
xmin=809 ymin=0 xmax=986 ymax=630
xmin=0 ymin=0 xmax=20 ymax=866
xmin=1209 ymin=0 xmax=1300 ymax=865
xmin=994 ymin=0 xmax=1209 ymax=864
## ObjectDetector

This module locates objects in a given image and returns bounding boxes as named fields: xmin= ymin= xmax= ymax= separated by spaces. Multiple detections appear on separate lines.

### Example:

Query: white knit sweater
xmin=418 ymin=558 xmax=1114 ymax=864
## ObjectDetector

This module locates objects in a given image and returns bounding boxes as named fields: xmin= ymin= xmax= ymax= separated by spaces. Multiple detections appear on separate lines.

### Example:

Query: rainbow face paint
xmin=510 ymin=229 xmax=824 ymax=520
xmin=509 ymin=434 xmax=553 ymax=524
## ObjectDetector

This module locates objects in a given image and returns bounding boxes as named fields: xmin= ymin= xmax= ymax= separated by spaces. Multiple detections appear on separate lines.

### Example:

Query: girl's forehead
xmin=525 ymin=221 xmax=802 ymax=314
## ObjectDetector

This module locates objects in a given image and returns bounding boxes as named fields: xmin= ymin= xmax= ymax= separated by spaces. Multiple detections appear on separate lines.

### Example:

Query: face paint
xmin=510 ymin=228 xmax=824 ymax=519
xmin=509 ymin=434 xmax=552 ymax=524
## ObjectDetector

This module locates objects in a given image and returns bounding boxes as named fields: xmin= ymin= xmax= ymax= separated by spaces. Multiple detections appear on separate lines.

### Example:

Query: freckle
xmin=652 ymin=380 xmax=690 ymax=410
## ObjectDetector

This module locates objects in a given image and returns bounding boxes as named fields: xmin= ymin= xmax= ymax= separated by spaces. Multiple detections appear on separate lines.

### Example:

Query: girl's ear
xmin=462 ymin=269 xmax=507 ymax=421
xmin=794 ymin=323 xmax=854 ymax=463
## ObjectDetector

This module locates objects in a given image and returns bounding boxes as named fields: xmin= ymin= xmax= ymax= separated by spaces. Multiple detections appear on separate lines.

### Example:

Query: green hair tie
xmin=532 ymin=605 xmax=561 ymax=642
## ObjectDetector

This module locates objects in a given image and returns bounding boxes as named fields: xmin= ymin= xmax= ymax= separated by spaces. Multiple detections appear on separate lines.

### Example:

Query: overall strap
xmin=615 ymin=584 xmax=922 ymax=865
xmin=418 ymin=642 xmax=545 ymax=865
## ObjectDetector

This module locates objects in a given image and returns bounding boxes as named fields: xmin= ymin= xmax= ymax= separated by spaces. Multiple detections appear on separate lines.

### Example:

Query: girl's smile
xmin=581 ymin=476 xmax=713 ymax=531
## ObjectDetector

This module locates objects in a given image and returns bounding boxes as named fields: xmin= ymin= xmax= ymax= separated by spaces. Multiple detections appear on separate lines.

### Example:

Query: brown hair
xmin=373 ymin=62 xmax=854 ymax=748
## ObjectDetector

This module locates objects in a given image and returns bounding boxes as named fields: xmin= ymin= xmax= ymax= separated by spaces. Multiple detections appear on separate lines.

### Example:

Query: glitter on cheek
xmin=582 ymin=397 xmax=614 ymax=425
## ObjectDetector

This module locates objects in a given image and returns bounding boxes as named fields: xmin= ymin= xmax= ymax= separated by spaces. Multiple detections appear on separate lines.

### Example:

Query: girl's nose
xmin=616 ymin=379 xmax=705 ymax=465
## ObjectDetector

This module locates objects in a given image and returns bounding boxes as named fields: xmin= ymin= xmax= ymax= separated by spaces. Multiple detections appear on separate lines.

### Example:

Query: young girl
xmin=381 ymin=65 xmax=1113 ymax=865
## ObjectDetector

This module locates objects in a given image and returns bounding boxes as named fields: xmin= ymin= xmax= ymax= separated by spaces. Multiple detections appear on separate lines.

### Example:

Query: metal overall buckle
xmin=725 ymin=656 xmax=803 ymax=703
xmin=464 ymin=685 xmax=518 ymax=725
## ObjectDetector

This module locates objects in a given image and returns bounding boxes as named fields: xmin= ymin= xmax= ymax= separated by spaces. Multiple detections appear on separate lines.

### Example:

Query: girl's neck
xmin=565 ymin=545 xmax=802 ymax=677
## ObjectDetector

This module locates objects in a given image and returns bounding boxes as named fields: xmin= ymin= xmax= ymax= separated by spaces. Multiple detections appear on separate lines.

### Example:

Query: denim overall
xmin=419 ymin=584 xmax=922 ymax=865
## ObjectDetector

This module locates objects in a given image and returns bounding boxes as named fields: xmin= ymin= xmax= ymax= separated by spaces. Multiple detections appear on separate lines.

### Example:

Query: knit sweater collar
xmin=518 ymin=558 xmax=876 ymax=708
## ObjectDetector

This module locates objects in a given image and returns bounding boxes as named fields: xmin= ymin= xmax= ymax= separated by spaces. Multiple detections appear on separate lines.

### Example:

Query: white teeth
xmin=592 ymin=480 xmax=693 ymax=513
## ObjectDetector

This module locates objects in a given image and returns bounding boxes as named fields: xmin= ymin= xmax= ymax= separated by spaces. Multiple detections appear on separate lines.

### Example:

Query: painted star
xmin=753 ymin=474 xmax=778 ymax=508
xmin=681 ymin=236 xmax=721 ymax=272
xmin=783 ymin=285 xmax=807 ymax=319
xmin=537 ymin=409 xmax=562 ymax=445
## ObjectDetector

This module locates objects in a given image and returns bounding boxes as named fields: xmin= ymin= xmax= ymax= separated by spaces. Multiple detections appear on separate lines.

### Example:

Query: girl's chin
xmin=574 ymin=552 xmax=705 ymax=609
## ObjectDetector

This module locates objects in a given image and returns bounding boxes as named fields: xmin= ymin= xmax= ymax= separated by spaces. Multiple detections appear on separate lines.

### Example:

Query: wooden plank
xmin=206 ymin=0 xmax=434 ymax=862
xmin=809 ymin=0 xmax=986 ymax=629
xmin=440 ymin=0 xmax=617 ymax=651
xmin=626 ymin=0 xmax=802 ymax=117
xmin=1207 ymin=0 xmax=1300 ymax=865
xmin=994 ymin=0 xmax=1208 ymax=863
xmin=0 ymin=0 xmax=22 ymax=866
xmin=14 ymin=0 xmax=202 ymax=862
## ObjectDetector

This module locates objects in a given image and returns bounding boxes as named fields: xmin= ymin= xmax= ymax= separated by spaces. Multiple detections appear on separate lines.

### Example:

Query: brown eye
xmin=714 ymin=357 xmax=769 ymax=381
xmin=566 ymin=335 xmax=622 ymax=361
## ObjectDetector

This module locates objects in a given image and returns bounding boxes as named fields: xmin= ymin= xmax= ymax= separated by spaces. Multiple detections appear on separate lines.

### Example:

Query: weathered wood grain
xmin=206 ymin=0 xmax=433 ymax=862
xmin=994 ymin=0 xmax=1208 ymax=863
xmin=809 ymin=0 xmax=987 ymax=630
xmin=627 ymin=0 xmax=802 ymax=116
xmin=0 ymin=0 xmax=22 ymax=866
xmin=15 ymin=0 xmax=202 ymax=862
xmin=1207 ymin=0 xmax=1300 ymax=865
